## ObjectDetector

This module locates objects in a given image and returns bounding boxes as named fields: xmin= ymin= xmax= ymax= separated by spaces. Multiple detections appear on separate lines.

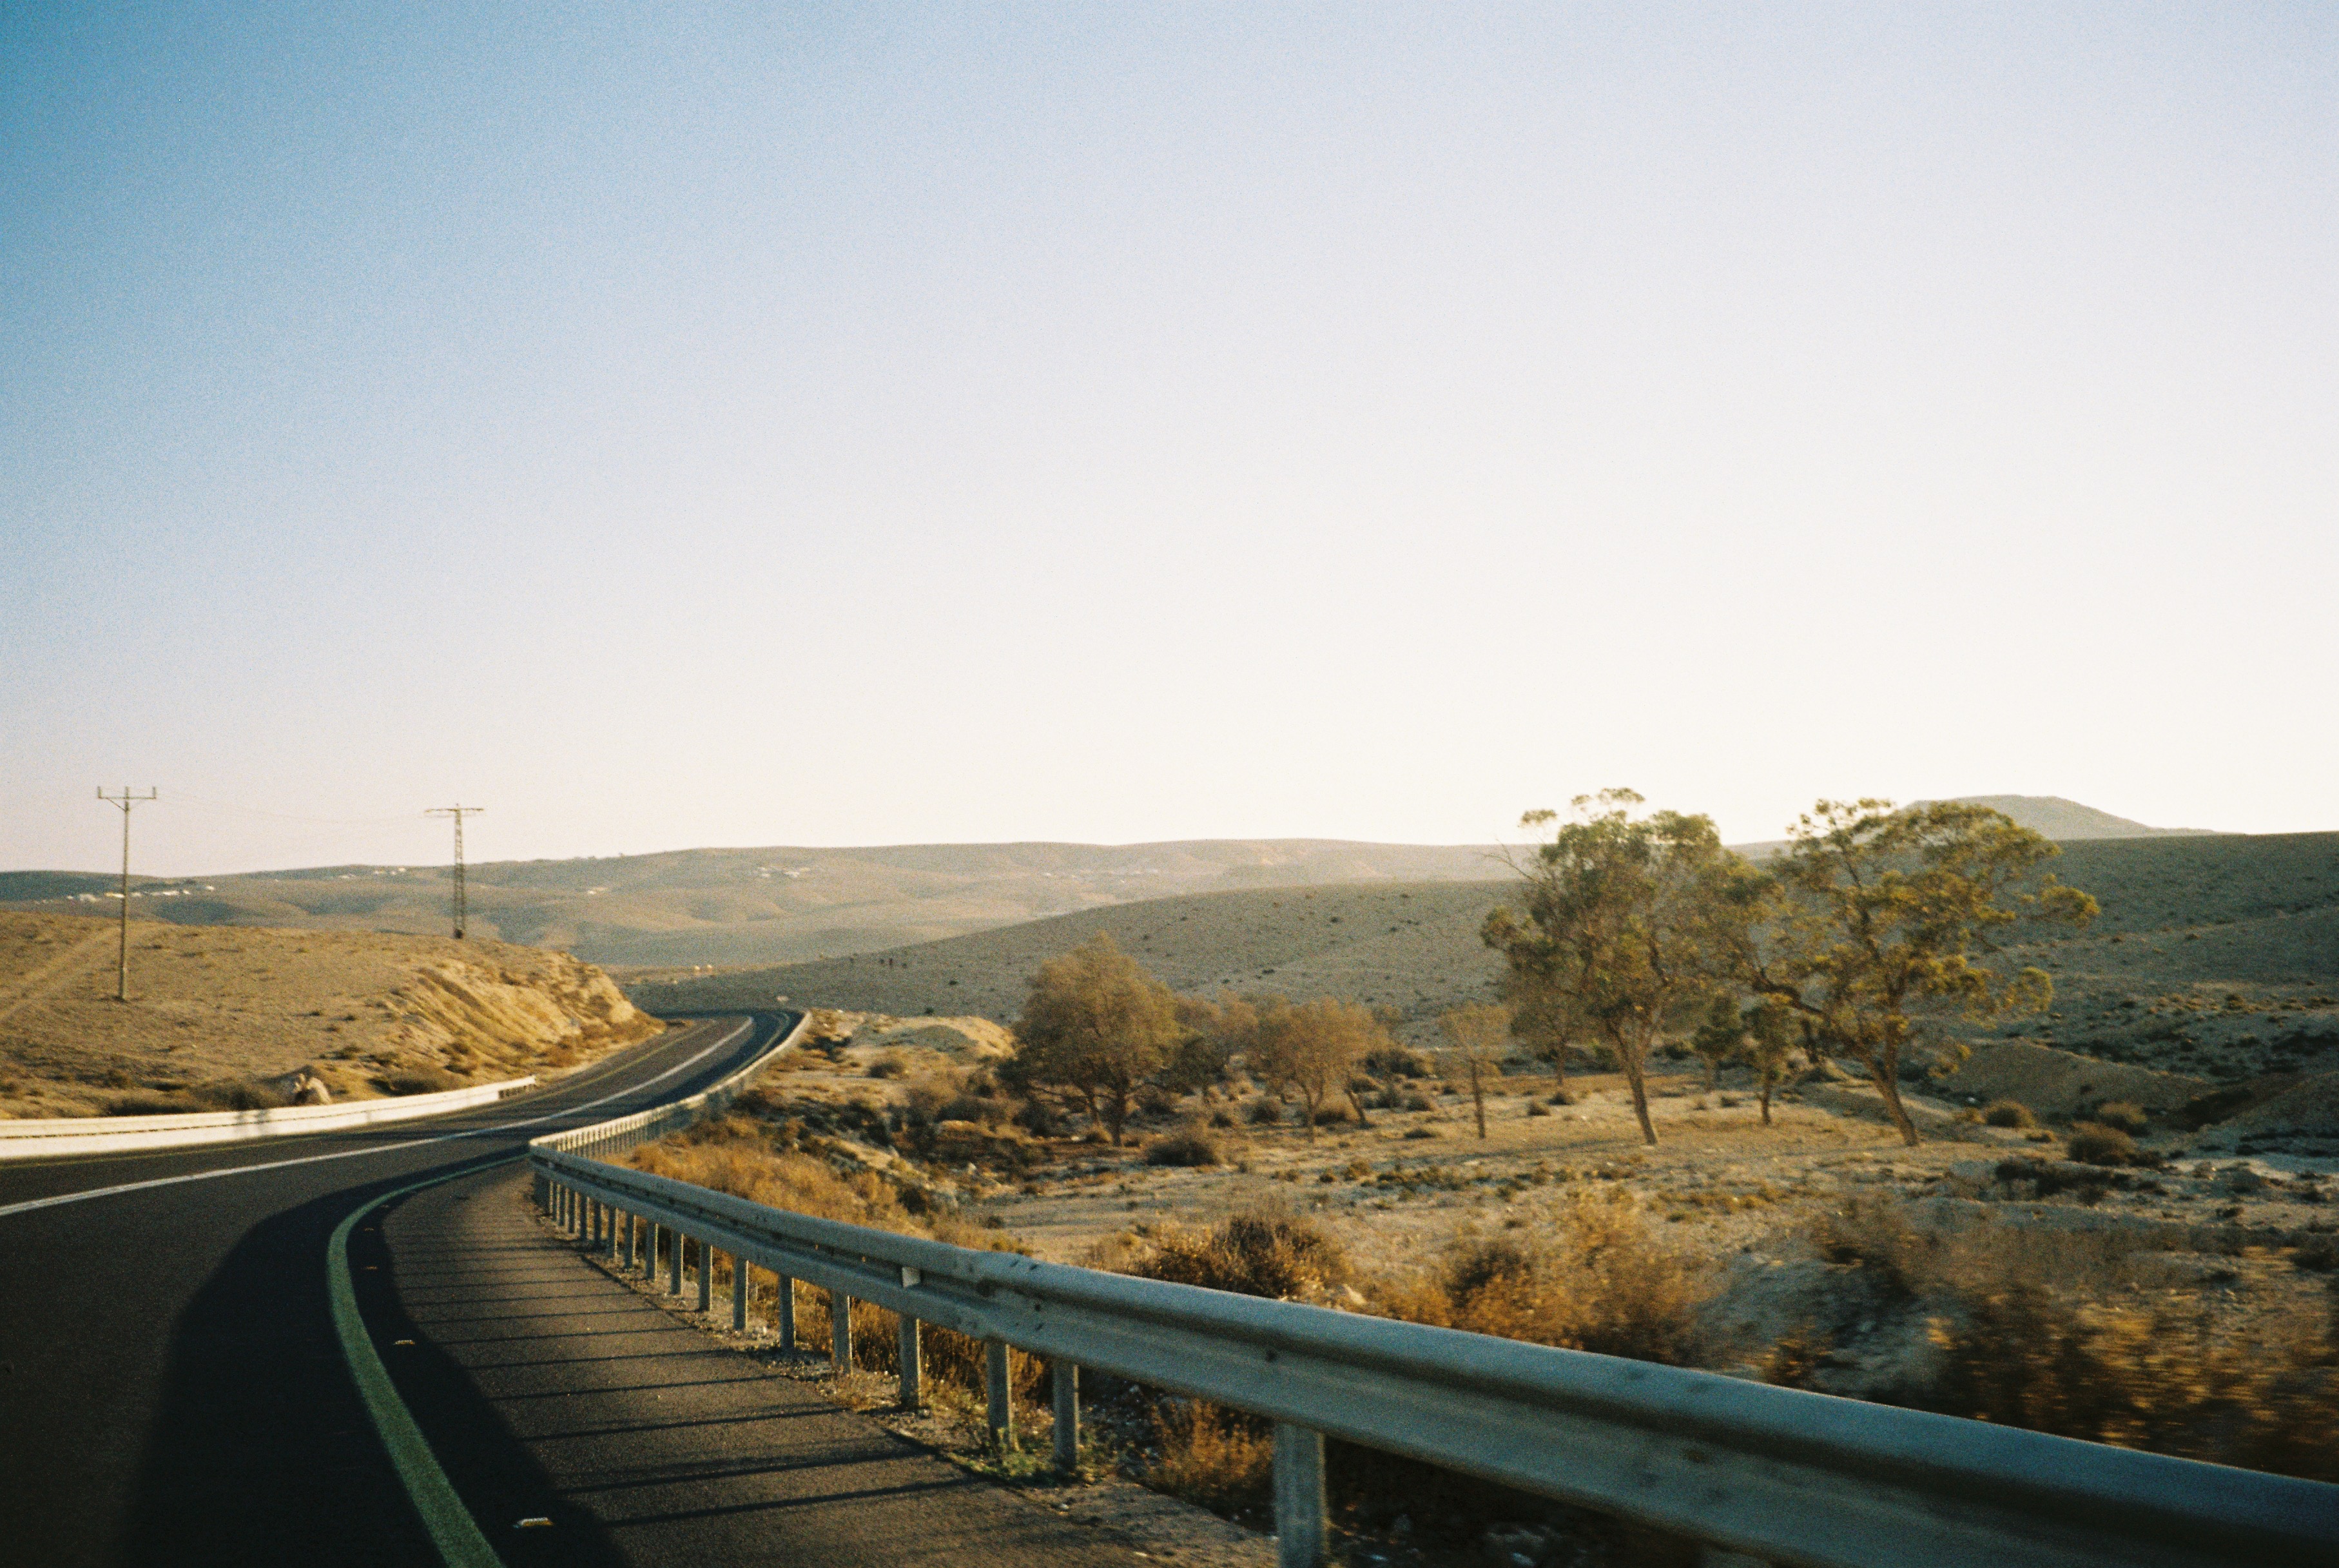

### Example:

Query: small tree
xmin=1502 ymin=966 xmax=1586 ymax=1096
xmin=1253 ymin=996 xmax=1381 ymax=1140
xmin=1484 ymin=790 xmax=1758 ymax=1146
xmin=1438 ymin=1003 xmax=1509 ymax=1139
xmin=1011 ymin=934 xmax=1183 ymax=1145
xmin=1741 ymin=998 xmax=1800 ymax=1126
xmin=1745 ymin=799 xmax=2097 ymax=1147
xmin=1688 ymin=992 xmax=1743 ymax=1092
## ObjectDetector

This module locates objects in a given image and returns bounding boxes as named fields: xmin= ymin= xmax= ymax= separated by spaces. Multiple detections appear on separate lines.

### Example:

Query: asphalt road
xmin=0 ymin=1014 xmax=784 ymax=1566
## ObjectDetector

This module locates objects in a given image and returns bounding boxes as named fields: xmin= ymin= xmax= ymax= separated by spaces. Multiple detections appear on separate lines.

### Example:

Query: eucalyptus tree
xmin=1483 ymin=789 xmax=1760 ymax=1147
xmin=1011 ymin=934 xmax=1183 ymax=1145
xmin=1743 ymin=799 xmax=2097 ymax=1147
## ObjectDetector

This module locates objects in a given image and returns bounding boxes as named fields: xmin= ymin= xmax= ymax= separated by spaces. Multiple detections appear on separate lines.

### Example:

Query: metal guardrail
xmin=529 ymin=1047 xmax=2339 ymax=1568
xmin=0 ymin=1075 xmax=538 ymax=1161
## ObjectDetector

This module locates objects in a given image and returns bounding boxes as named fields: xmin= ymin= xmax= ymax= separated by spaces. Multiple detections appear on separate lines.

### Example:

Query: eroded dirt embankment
xmin=0 ymin=911 xmax=663 ymax=1118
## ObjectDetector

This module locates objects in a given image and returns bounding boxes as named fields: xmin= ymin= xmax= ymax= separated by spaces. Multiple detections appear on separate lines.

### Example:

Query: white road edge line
xmin=0 ymin=1020 xmax=752 ymax=1221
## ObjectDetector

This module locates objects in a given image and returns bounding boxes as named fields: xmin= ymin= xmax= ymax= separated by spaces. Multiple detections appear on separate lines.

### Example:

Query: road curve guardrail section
xmin=0 ymin=1076 xmax=538 ymax=1161
xmin=525 ymin=1041 xmax=2339 ymax=1568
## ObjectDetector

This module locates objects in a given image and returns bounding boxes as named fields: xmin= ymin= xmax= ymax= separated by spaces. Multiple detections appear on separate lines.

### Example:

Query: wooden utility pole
xmin=425 ymin=804 xmax=485 ymax=938
xmin=96 ymin=787 xmax=157 ymax=1002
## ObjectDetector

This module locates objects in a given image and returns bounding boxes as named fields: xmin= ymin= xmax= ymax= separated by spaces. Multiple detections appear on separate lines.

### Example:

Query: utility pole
xmin=96 ymin=787 xmax=157 ymax=1002
xmin=425 ymin=805 xmax=485 ymax=939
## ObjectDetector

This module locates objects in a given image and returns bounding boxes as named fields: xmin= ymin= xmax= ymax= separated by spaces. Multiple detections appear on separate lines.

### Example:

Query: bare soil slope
xmin=0 ymin=911 xmax=662 ymax=1118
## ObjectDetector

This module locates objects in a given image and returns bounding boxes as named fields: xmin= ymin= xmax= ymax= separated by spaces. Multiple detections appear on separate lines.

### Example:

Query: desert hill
xmin=1919 ymin=795 xmax=2215 ymax=839
xmin=0 ymin=911 xmax=662 ymax=1119
xmin=0 ymin=840 xmax=1506 ymax=970
xmin=649 ymin=831 xmax=2339 ymax=1078
xmin=0 ymin=799 xmax=2216 ymax=972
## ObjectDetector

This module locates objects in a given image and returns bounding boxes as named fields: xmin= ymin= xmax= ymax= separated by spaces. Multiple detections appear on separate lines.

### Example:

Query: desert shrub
xmin=1145 ymin=1130 xmax=1222 ymax=1167
xmin=1123 ymin=1214 xmax=1350 ymax=1301
xmin=1983 ymin=1100 xmax=2036 ymax=1128
xmin=1245 ymin=1098 xmax=1285 ymax=1126
xmin=105 ymin=1090 xmax=200 ymax=1116
xmin=1526 ymin=1101 xmax=1551 ymax=1118
xmin=1146 ymin=1401 xmax=1274 ymax=1517
xmin=1810 ymin=1194 xmax=1934 ymax=1298
xmin=1012 ymin=1097 xmax=1063 ymax=1136
xmin=1372 ymin=1192 xmax=1711 ymax=1365
xmin=1926 ymin=1287 xmax=2339 ymax=1482
xmin=1207 ymin=1108 xmax=1236 ymax=1130
xmin=2067 ymin=1123 xmax=2144 ymax=1167
xmin=1548 ymin=1090 xmax=1575 ymax=1106
xmin=1402 ymin=1127 xmax=1439 ymax=1139
xmin=379 ymin=1067 xmax=461 ymax=1096
xmin=940 ymin=1093 xmax=1011 ymax=1128
xmin=1363 ymin=1045 xmax=1433 ymax=1079
xmin=867 ymin=1051 xmax=907 ymax=1079
xmin=623 ymin=1123 xmax=1018 ymax=1253
xmin=787 ymin=1292 xmax=1047 ymax=1402
xmin=2091 ymin=1100 xmax=2150 ymax=1134
xmin=1311 ymin=1103 xmax=1352 ymax=1126
xmin=1995 ymin=1159 xmax=2113 ymax=1201
xmin=1400 ymin=1092 xmax=1434 ymax=1112
xmin=189 ymin=1078 xmax=297 ymax=1110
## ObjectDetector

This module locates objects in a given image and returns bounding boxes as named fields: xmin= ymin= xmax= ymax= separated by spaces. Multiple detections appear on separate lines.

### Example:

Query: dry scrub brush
xmin=1367 ymin=1189 xmax=1713 ymax=1365
xmin=1805 ymin=1196 xmax=2339 ymax=1482
xmin=623 ymin=1115 xmax=1014 ymax=1253
xmin=1098 ymin=1201 xmax=1714 ymax=1529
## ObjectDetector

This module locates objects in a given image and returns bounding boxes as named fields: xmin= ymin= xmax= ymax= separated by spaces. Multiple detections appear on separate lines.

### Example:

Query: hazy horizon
xmin=8 ymin=6 xmax=2333 ymax=878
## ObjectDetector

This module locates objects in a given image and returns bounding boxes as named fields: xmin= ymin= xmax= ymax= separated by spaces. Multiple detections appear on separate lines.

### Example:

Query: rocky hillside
xmin=0 ymin=911 xmax=663 ymax=1119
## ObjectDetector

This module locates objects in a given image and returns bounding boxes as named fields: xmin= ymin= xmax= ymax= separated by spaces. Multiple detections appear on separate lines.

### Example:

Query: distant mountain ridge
xmin=1918 ymin=796 xmax=2217 ymax=840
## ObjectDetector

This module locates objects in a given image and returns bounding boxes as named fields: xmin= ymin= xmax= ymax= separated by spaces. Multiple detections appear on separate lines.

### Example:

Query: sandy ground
xmin=0 ymin=911 xmax=661 ymax=1117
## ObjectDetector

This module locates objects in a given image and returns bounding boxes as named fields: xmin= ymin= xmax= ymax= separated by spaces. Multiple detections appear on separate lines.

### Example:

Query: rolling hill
xmin=0 ymin=797 xmax=2220 ymax=971
xmin=646 ymin=831 xmax=2339 ymax=1077
xmin=0 ymin=840 xmax=1507 ymax=969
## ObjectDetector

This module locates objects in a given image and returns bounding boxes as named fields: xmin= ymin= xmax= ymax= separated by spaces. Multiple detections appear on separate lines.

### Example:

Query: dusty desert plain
xmin=585 ymin=828 xmax=2339 ymax=1567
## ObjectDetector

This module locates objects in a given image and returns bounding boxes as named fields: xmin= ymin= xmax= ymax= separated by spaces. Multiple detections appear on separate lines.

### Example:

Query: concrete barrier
xmin=0 ymin=1076 xmax=536 ymax=1160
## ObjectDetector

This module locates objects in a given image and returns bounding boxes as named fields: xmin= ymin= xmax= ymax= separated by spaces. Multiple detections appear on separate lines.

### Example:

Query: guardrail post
xmin=985 ymin=1341 xmax=1014 ymax=1450
xmin=730 ymin=1253 xmax=748 ymax=1330
xmin=898 ymin=1316 xmax=922 ymax=1409
xmin=831 ymin=1291 xmax=853 ymax=1367
xmin=1051 ymin=1360 xmax=1079 ymax=1473
xmin=779 ymin=1275 xmax=796 ymax=1348
xmin=1273 ymin=1423 xmax=1326 ymax=1568
xmin=618 ymin=1210 xmax=632 ymax=1268
xmin=694 ymin=1239 xmax=711 ymax=1312
xmin=666 ymin=1229 xmax=683 ymax=1295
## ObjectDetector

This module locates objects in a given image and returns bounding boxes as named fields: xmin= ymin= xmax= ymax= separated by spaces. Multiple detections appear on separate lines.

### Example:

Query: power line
xmin=96 ymin=787 xmax=157 ymax=1001
xmin=425 ymin=805 xmax=485 ymax=938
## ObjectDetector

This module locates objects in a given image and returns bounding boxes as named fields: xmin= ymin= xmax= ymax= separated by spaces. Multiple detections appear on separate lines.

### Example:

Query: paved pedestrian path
xmin=372 ymin=1166 xmax=1136 ymax=1567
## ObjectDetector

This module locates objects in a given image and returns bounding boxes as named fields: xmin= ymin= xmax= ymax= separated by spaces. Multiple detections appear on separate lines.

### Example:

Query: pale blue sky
xmin=5 ymin=4 xmax=2334 ymax=876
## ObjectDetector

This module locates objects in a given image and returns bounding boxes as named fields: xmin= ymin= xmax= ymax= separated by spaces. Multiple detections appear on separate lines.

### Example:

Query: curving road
xmin=0 ymin=1014 xmax=783 ymax=1566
